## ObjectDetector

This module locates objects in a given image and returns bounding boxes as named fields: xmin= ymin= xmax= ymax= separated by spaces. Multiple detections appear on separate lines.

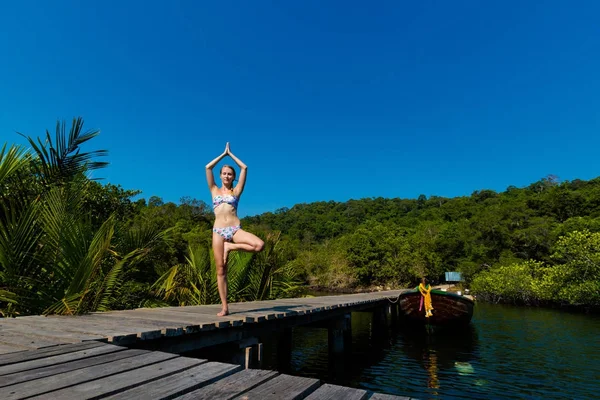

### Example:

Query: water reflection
xmin=398 ymin=324 xmax=479 ymax=370
xmin=261 ymin=310 xmax=481 ymax=397
xmin=259 ymin=304 xmax=600 ymax=400
xmin=393 ymin=324 xmax=479 ymax=398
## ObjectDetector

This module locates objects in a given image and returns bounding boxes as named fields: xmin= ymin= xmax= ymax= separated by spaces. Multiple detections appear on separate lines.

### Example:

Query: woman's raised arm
xmin=205 ymin=145 xmax=228 ymax=190
xmin=226 ymin=144 xmax=248 ymax=196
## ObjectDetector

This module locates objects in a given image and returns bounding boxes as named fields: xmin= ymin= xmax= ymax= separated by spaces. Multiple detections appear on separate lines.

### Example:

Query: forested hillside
xmin=244 ymin=177 xmax=600 ymax=301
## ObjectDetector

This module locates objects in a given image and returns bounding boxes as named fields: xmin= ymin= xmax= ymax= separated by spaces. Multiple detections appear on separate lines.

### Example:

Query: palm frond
xmin=151 ymin=244 xmax=220 ymax=306
xmin=91 ymin=252 xmax=132 ymax=312
xmin=0 ymin=198 xmax=43 ymax=282
xmin=117 ymin=221 xmax=171 ymax=266
xmin=185 ymin=245 xmax=218 ymax=305
xmin=151 ymin=264 xmax=182 ymax=302
xmin=18 ymin=117 xmax=108 ymax=185
xmin=67 ymin=215 xmax=115 ymax=296
xmin=0 ymin=288 xmax=19 ymax=318
xmin=139 ymin=298 xmax=170 ymax=308
xmin=244 ymin=231 xmax=302 ymax=301
xmin=36 ymin=184 xmax=90 ymax=287
xmin=43 ymin=292 xmax=84 ymax=315
xmin=0 ymin=144 xmax=30 ymax=184
xmin=226 ymin=251 xmax=254 ymax=301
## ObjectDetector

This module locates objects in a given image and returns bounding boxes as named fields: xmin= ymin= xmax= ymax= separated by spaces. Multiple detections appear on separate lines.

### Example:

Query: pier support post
xmin=232 ymin=337 xmax=262 ymax=369
xmin=277 ymin=328 xmax=293 ymax=373
xmin=328 ymin=313 xmax=352 ymax=379
xmin=372 ymin=306 xmax=388 ymax=341
xmin=328 ymin=313 xmax=352 ymax=356
xmin=389 ymin=302 xmax=398 ymax=327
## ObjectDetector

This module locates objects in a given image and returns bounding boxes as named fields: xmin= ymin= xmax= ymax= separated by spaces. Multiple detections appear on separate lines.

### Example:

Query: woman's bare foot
xmin=217 ymin=308 xmax=229 ymax=317
xmin=223 ymin=242 xmax=232 ymax=264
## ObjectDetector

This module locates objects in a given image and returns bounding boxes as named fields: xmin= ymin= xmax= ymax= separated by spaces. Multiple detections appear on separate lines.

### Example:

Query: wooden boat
xmin=398 ymin=288 xmax=475 ymax=326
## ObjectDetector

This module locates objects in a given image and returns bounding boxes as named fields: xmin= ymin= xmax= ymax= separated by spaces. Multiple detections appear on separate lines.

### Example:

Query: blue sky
xmin=1 ymin=1 xmax=599 ymax=217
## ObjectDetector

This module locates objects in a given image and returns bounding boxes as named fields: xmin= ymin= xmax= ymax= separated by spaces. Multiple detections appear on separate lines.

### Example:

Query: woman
xmin=206 ymin=142 xmax=264 ymax=316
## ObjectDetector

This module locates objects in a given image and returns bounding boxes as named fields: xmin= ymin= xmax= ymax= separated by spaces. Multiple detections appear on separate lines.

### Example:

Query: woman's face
xmin=220 ymin=167 xmax=235 ymax=186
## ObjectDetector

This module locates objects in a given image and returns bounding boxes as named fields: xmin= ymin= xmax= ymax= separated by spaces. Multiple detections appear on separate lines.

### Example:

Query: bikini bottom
xmin=213 ymin=225 xmax=241 ymax=241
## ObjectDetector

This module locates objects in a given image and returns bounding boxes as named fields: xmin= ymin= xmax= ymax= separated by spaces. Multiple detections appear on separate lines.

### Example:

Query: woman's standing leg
xmin=212 ymin=232 xmax=229 ymax=316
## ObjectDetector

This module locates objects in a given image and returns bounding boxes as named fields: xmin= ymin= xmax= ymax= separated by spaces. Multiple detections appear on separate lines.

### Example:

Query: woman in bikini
xmin=206 ymin=142 xmax=264 ymax=316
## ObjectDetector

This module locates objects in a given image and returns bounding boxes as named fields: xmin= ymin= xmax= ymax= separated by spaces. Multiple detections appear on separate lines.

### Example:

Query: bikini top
xmin=213 ymin=194 xmax=239 ymax=210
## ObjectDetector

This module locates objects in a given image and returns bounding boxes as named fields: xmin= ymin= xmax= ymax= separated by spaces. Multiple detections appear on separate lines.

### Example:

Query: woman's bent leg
xmin=225 ymin=229 xmax=264 ymax=260
xmin=212 ymin=232 xmax=229 ymax=316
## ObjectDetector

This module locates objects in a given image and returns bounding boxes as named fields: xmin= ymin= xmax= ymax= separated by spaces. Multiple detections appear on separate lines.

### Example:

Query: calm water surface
xmin=261 ymin=302 xmax=600 ymax=399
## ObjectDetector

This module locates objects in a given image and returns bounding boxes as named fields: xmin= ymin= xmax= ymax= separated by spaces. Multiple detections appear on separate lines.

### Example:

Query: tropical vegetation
xmin=1 ymin=118 xmax=599 ymax=317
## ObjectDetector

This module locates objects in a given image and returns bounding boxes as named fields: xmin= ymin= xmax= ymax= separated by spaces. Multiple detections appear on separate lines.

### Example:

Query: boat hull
xmin=398 ymin=289 xmax=474 ymax=326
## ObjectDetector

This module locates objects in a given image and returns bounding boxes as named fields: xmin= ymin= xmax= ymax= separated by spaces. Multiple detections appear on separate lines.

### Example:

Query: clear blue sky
xmin=1 ymin=1 xmax=599 ymax=217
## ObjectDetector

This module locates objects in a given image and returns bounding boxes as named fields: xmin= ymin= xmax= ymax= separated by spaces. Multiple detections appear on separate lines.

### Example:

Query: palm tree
xmin=243 ymin=231 xmax=303 ymax=301
xmin=151 ymin=231 xmax=303 ymax=306
xmin=18 ymin=117 xmax=108 ymax=187
xmin=0 ymin=144 xmax=30 ymax=185
xmin=0 ymin=143 xmax=40 ymax=316
xmin=0 ymin=118 xmax=166 ymax=317
xmin=151 ymin=245 xmax=252 ymax=306
xmin=39 ymin=183 xmax=168 ymax=315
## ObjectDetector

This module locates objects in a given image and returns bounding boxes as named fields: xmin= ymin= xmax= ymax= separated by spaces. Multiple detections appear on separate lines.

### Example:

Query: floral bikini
xmin=212 ymin=225 xmax=241 ymax=241
xmin=212 ymin=193 xmax=241 ymax=241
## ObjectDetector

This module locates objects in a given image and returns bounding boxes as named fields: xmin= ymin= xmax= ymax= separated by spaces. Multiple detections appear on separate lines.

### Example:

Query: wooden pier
xmin=0 ymin=341 xmax=410 ymax=399
xmin=0 ymin=290 xmax=414 ymax=399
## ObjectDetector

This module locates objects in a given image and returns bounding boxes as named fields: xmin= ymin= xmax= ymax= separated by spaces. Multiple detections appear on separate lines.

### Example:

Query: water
xmin=261 ymin=303 xmax=600 ymax=399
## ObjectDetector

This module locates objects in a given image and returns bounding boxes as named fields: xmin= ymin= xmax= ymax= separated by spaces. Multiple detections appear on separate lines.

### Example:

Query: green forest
xmin=1 ymin=119 xmax=599 ymax=317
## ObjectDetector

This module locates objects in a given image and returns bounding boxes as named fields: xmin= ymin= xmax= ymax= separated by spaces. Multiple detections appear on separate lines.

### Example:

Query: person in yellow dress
xmin=419 ymin=277 xmax=434 ymax=318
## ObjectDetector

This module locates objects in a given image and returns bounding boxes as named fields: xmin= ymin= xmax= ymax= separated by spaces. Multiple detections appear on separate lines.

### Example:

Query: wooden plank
xmin=0 ymin=322 xmax=103 ymax=342
xmin=243 ymin=299 xmax=320 ymax=307
xmin=262 ymin=299 xmax=329 ymax=306
xmin=214 ymin=302 xmax=301 ymax=320
xmin=27 ymin=356 xmax=204 ymax=399
xmin=230 ymin=304 xmax=307 ymax=318
xmin=232 ymin=373 xmax=320 ymax=400
xmin=2 ymin=350 xmax=178 ymax=400
xmin=0 ymin=343 xmax=124 ymax=376
xmin=368 ymin=393 xmax=412 ymax=400
xmin=176 ymin=369 xmax=279 ymax=400
xmin=262 ymin=303 xmax=321 ymax=313
xmin=43 ymin=314 xmax=165 ymax=340
xmin=160 ymin=307 xmax=245 ymax=327
xmin=261 ymin=304 xmax=332 ymax=315
xmin=0 ymin=344 xmax=30 ymax=354
xmin=93 ymin=314 xmax=189 ymax=336
xmin=0 ymin=349 xmax=148 ymax=388
xmin=122 ymin=308 xmax=245 ymax=329
xmin=242 ymin=311 xmax=278 ymax=324
xmin=305 ymin=384 xmax=368 ymax=400
xmin=103 ymin=361 xmax=242 ymax=399
xmin=74 ymin=313 xmax=186 ymax=338
xmin=231 ymin=300 xmax=320 ymax=310
xmin=3 ymin=316 xmax=143 ymax=345
xmin=163 ymin=305 xmax=275 ymax=326
xmin=66 ymin=315 xmax=166 ymax=341
xmin=91 ymin=309 xmax=213 ymax=332
xmin=0 ymin=341 xmax=105 ymax=366
xmin=164 ymin=309 xmax=246 ymax=327
xmin=167 ymin=303 xmax=266 ymax=314
xmin=0 ymin=331 xmax=71 ymax=349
